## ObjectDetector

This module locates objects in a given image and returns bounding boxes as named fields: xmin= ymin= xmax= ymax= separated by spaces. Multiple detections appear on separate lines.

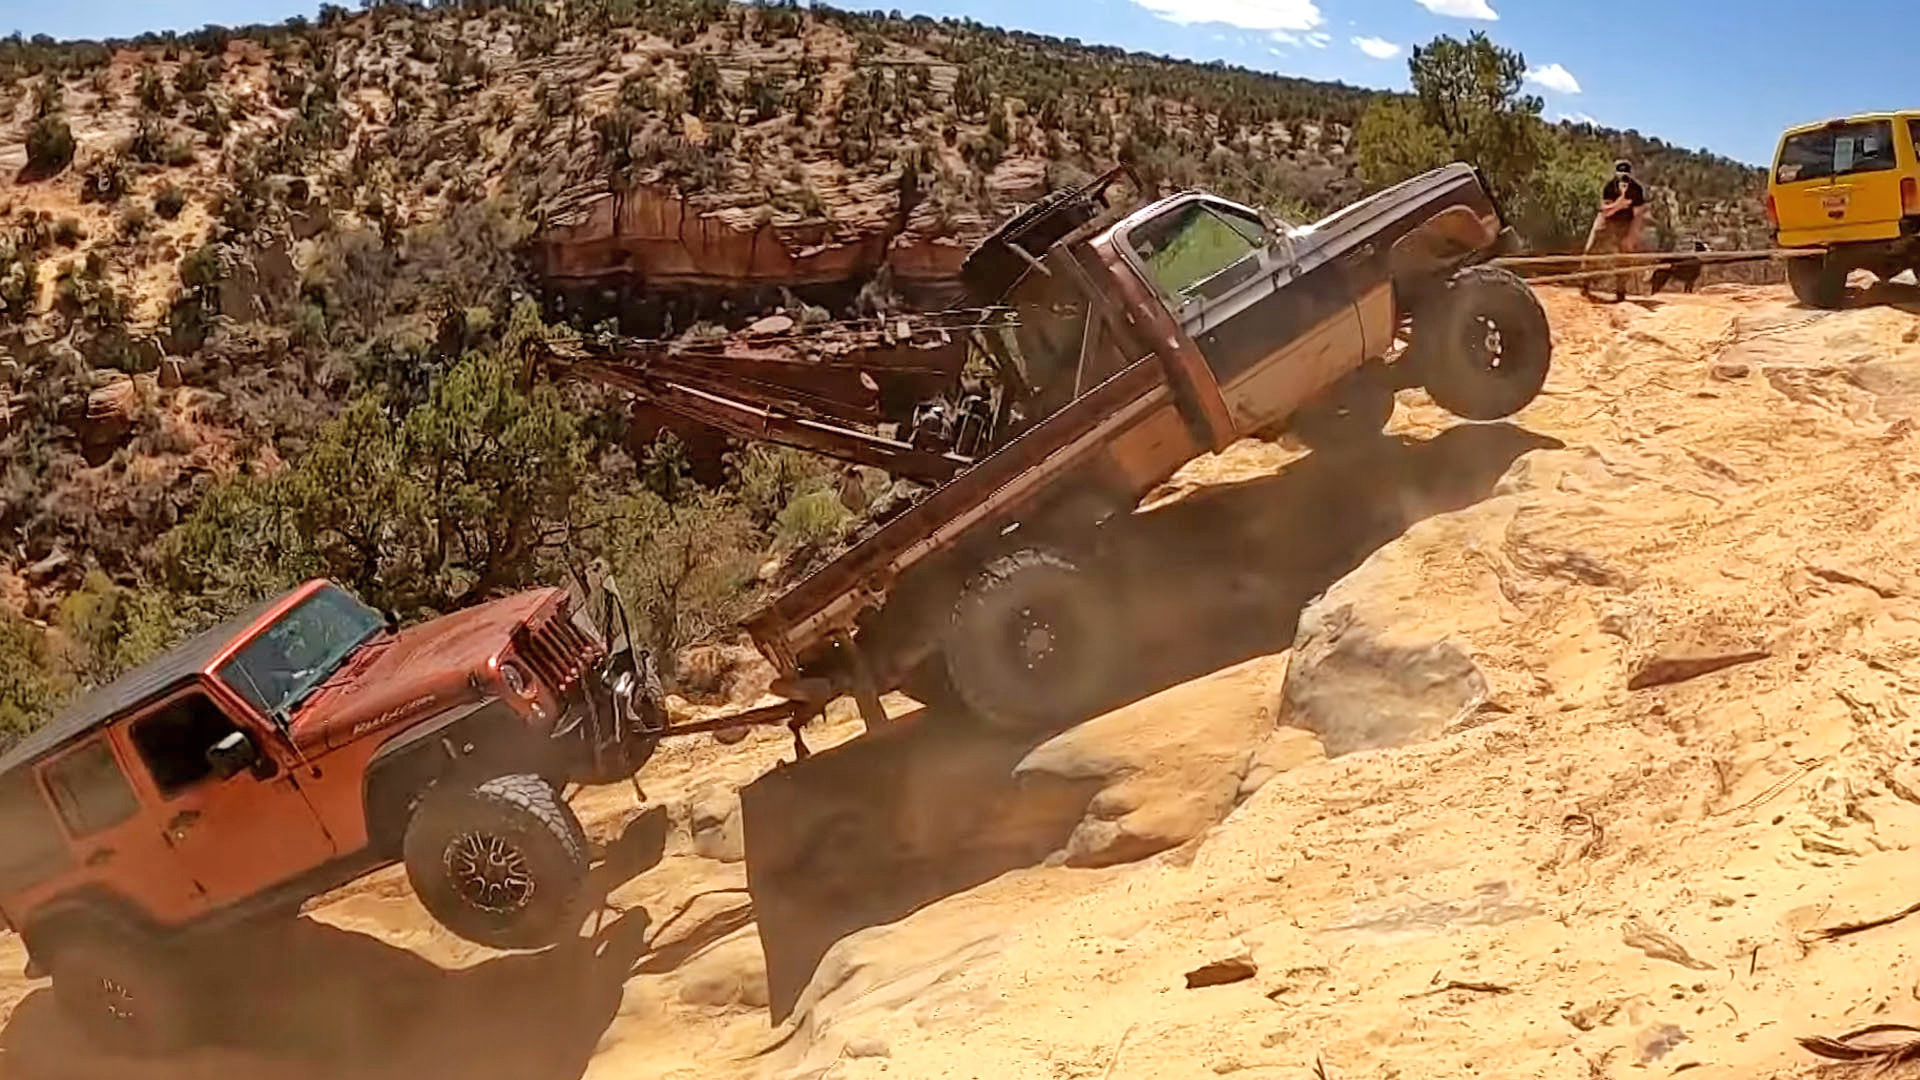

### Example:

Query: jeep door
xmin=30 ymin=734 xmax=203 ymax=923
xmin=1115 ymin=196 xmax=1362 ymax=434
xmin=117 ymin=687 xmax=335 ymax=909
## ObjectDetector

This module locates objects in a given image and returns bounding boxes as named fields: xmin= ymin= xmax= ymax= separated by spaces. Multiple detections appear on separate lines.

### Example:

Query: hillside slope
xmin=1 ymin=283 xmax=1917 ymax=1079
xmin=0 ymin=2 xmax=1768 ymax=729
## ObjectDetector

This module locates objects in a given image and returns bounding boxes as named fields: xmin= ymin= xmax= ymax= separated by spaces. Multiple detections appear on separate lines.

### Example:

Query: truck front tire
xmin=402 ymin=773 xmax=589 ymax=951
xmin=1414 ymin=265 xmax=1553 ymax=422
xmin=944 ymin=549 xmax=1121 ymax=731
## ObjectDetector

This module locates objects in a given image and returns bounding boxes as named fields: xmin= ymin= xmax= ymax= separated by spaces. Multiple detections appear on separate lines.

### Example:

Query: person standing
xmin=1582 ymin=160 xmax=1650 ymax=302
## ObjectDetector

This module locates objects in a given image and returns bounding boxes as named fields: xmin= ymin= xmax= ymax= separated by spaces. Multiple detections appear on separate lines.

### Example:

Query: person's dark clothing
xmin=1601 ymin=176 xmax=1647 ymax=222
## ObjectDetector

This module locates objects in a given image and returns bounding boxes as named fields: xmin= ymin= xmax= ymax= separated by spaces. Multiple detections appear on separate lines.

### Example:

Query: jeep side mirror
xmin=207 ymin=730 xmax=261 ymax=780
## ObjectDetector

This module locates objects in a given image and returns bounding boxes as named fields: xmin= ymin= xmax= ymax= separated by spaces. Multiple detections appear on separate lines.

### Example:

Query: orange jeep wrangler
xmin=0 ymin=577 xmax=662 ymax=1051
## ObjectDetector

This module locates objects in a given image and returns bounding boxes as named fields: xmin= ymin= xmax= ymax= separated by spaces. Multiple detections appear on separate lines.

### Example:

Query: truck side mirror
xmin=206 ymin=730 xmax=263 ymax=781
xmin=1258 ymin=208 xmax=1298 ymax=266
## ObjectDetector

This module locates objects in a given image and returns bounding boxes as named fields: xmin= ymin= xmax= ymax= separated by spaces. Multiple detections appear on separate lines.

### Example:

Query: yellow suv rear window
xmin=1775 ymin=120 xmax=1900 ymax=185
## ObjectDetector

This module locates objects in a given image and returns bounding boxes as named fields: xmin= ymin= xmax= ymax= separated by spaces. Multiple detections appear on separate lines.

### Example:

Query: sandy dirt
xmin=7 ymin=282 xmax=1920 ymax=1079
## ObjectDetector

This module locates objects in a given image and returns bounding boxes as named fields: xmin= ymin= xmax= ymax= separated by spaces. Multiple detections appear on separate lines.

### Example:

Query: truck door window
xmin=42 ymin=739 xmax=140 ymax=838
xmin=0 ymin=771 xmax=72 ymax=889
xmin=132 ymin=694 xmax=246 ymax=797
xmin=1129 ymin=203 xmax=1264 ymax=301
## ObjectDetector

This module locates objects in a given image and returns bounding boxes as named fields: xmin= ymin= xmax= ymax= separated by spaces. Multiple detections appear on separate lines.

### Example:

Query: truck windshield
xmin=217 ymin=585 xmax=385 ymax=723
xmin=1128 ymin=202 xmax=1266 ymax=301
xmin=1775 ymin=120 xmax=1899 ymax=184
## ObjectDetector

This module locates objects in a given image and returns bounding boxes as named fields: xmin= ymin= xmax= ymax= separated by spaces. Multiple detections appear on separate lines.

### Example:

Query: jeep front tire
xmin=402 ymin=773 xmax=589 ymax=951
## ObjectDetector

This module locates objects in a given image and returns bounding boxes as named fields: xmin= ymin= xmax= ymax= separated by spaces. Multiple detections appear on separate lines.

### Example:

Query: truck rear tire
xmin=1788 ymin=254 xmax=1846 ymax=309
xmin=1415 ymin=265 xmax=1553 ymax=422
xmin=44 ymin=923 xmax=195 ymax=1055
xmin=403 ymin=773 xmax=589 ymax=951
xmin=944 ymin=549 xmax=1121 ymax=731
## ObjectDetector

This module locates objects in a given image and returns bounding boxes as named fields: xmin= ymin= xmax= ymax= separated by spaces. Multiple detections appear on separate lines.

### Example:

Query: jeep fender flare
xmin=360 ymin=698 xmax=517 ymax=856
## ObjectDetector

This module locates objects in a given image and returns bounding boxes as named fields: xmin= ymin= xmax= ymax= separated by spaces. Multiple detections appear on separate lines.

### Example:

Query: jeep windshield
xmin=218 ymin=586 xmax=385 ymax=724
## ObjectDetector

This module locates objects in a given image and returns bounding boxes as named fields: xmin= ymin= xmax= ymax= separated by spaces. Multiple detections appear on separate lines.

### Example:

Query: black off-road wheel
xmin=1414 ymin=265 xmax=1554 ymax=422
xmin=944 ymin=549 xmax=1121 ymax=731
xmin=1788 ymin=253 xmax=1847 ymax=309
xmin=43 ymin=923 xmax=196 ymax=1056
xmin=1288 ymin=362 xmax=1396 ymax=449
xmin=403 ymin=774 xmax=589 ymax=951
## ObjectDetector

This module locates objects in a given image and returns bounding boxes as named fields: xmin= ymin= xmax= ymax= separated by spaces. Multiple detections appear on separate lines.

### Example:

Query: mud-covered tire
xmin=43 ymin=923 xmax=196 ymax=1055
xmin=1788 ymin=254 xmax=1846 ymax=309
xmin=1414 ymin=265 xmax=1553 ymax=422
xmin=900 ymin=654 xmax=964 ymax=713
xmin=944 ymin=549 xmax=1121 ymax=731
xmin=1289 ymin=363 xmax=1396 ymax=449
xmin=403 ymin=773 xmax=588 ymax=951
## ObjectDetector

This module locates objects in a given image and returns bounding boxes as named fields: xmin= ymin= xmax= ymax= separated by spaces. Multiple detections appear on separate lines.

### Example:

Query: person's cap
xmin=1614 ymin=159 xmax=1633 ymax=173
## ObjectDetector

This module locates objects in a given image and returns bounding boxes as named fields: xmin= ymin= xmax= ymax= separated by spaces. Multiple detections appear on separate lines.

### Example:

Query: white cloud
xmin=1130 ymin=0 xmax=1323 ymax=32
xmin=1526 ymin=62 xmax=1583 ymax=94
xmin=1272 ymin=29 xmax=1333 ymax=47
xmin=1557 ymin=110 xmax=1598 ymax=126
xmin=1352 ymin=35 xmax=1402 ymax=59
xmin=1414 ymin=0 xmax=1498 ymax=19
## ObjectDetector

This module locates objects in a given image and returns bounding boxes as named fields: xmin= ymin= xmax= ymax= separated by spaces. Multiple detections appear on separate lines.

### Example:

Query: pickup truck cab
xmin=0 ymin=577 xmax=661 ymax=1051
xmin=1769 ymin=112 xmax=1920 ymax=307
xmin=743 ymin=162 xmax=1552 ymax=731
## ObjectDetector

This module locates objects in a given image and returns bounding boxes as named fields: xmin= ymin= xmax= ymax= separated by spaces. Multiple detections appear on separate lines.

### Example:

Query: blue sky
xmin=4 ymin=0 xmax=1911 ymax=165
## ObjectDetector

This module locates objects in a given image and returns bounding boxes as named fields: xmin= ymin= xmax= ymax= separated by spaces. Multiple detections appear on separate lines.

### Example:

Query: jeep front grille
xmin=514 ymin=607 xmax=602 ymax=699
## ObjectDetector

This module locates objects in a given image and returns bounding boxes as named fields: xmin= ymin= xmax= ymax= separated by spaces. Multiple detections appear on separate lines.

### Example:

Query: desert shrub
xmin=137 ymin=64 xmax=170 ymax=112
xmin=125 ymin=115 xmax=168 ymax=163
xmin=25 ymin=114 xmax=75 ymax=174
xmin=188 ymin=98 xmax=229 ymax=143
xmin=0 ymin=607 xmax=62 ymax=745
xmin=118 ymin=203 xmax=153 ymax=239
xmin=774 ymin=488 xmax=850 ymax=549
xmin=30 ymin=77 xmax=62 ymax=118
xmin=153 ymin=183 xmax=188 ymax=219
xmin=79 ymin=153 xmax=134 ymax=203
xmin=587 ymin=487 xmax=759 ymax=680
xmin=173 ymin=54 xmax=211 ymax=95
xmin=0 ymin=240 xmax=37 ymax=323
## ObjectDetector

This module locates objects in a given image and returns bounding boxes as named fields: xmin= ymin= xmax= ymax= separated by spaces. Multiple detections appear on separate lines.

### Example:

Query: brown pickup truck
xmin=725 ymin=162 xmax=1552 ymax=732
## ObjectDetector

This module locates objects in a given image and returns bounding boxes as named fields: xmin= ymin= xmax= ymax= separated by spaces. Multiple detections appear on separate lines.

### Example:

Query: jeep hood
xmin=286 ymin=589 xmax=562 ymax=752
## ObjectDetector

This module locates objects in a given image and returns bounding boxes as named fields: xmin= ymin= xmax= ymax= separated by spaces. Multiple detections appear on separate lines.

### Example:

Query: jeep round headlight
xmin=499 ymin=661 xmax=534 ymax=698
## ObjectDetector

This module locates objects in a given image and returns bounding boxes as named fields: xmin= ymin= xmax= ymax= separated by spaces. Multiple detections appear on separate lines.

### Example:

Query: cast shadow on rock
xmin=744 ymin=419 xmax=1561 ymax=1021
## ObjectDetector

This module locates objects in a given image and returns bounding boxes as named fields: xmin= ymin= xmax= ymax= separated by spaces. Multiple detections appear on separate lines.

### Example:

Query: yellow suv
xmin=1768 ymin=111 xmax=1920 ymax=307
